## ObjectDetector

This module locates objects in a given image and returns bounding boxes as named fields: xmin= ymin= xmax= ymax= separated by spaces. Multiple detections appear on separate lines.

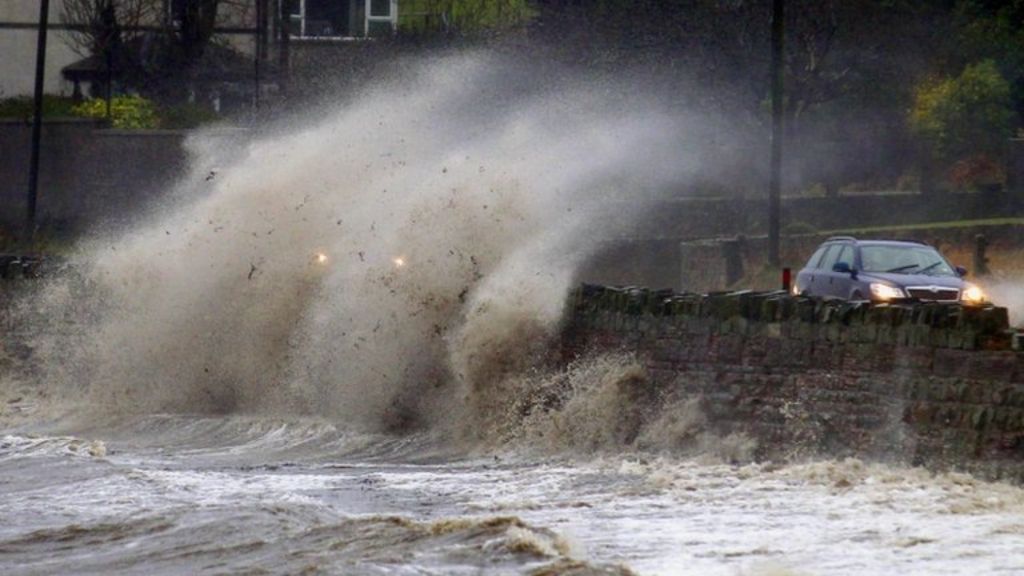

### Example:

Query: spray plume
xmin=19 ymin=53 xmax=717 ymax=440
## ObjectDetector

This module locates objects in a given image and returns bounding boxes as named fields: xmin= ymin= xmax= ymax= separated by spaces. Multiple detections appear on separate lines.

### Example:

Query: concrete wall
xmin=0 ymin=119 xmax=189 ymax=236
xmin=563 ymin=285 xmax=1024 ymax=482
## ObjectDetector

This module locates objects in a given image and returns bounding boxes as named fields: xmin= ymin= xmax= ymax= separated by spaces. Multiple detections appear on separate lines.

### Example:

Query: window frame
xmin=816 ymin=244 xmax=840 ymax=270
xmin=289 ymin=0 xmax=363 ymax=39
xmin=364 ymin=0 xmax=398 ymax=35
xmin=834 ymin=245 xmax=854 ymax=270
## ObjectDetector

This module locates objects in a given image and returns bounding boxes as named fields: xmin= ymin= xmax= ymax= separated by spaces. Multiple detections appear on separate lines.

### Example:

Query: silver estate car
xmin=792 ymin=236 xmax=986 ymax=304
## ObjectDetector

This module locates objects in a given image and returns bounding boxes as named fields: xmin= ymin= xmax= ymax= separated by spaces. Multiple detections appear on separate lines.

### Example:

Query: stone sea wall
xmin=562 ymin=284 xmax=1024 ymax=482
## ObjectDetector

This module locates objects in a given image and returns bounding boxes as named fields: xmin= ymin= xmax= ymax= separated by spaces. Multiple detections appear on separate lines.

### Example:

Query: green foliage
xmin=0 ymin=95 xmax=78 ymax=120
xmin=1 ymin=94 xmax=218 ymax=130
xmin=910 ymin=60 xmax=1015 ymax=161
xmin=399 ymin=0 xmax=535 ymax=34
xmin=71 ymin=95 xmax=161 ymax=129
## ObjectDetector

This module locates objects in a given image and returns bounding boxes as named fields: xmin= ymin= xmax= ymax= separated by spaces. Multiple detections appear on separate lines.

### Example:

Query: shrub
xmin=71 ymin=95 xmax=160 ymax=129
xmin=0 ymin=95 xmax=78 ymax=120
xmin=948 ymin=154 xmax=1005 ymax=191
xmin=399 ymin=0 xmax=535 ymax=34
xmin=910 ymin=60 xmax=1014 ymax=162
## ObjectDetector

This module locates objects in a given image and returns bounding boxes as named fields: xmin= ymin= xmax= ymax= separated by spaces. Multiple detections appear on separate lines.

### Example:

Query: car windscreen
xmin=859 ymin=245 xmax=956 ymax=276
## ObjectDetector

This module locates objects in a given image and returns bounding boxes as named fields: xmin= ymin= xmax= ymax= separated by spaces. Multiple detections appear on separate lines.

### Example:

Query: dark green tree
xmin=911 ymin=59 xmax=1014 ymax=162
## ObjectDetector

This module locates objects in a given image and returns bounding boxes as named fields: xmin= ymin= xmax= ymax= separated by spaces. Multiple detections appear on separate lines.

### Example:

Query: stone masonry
xmin=562 ymin=284 xmax=1024 ymax=483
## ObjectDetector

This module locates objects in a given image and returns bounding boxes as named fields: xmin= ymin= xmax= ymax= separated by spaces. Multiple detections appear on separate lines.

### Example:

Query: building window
xmin=364 ymin=0 xmax=396 ymax=36
xmin=369 ymin=0 xmax=390 ymax=17
xmin=290 ymin=0 xmax=360 ymax=38
xmin=168 ymin=0 xmax=187 ymax=25
xmin=284 ymin=0 xmax=395 ymax=39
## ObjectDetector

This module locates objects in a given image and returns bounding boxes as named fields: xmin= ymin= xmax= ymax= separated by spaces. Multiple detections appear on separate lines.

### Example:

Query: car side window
xmin=835 ymin=246 xmax=853 ymax=269
xmin=814 ymin=246 xmax=833 ymax=269
xmin=818 ymin=245 xmax=841 ymax=270
xmin=806 ymin=245 xmax=828 ymax=269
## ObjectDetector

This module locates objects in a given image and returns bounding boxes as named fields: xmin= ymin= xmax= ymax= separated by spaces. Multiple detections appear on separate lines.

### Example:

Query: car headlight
xmin=870 ymin=282 xmax=904 ymax=301
xmin=961 ymin=283 xmax=986 ymax=305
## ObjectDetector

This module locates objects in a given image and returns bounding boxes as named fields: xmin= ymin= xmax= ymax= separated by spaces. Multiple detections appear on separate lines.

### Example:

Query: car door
xmin=797 ymin=244 xmax=828 ymax=294
xmin=816 ymin=244 xmax=849 ymax=297
xmin=806 ymin=244 xmax=838 ymax=296
xmin=828 ymin=245 xmax=855 ymax=298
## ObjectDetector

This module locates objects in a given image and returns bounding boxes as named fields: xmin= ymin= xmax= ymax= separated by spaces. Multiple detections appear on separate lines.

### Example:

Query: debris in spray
xmin=12 ymin=53 xmax=712 ymax=443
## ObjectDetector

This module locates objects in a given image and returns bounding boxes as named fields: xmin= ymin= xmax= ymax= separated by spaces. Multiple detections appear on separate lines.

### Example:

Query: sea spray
xmin=484 ymin=353 xmax=758 ymax=461
xmin=985 ymin=279 xmax=1024 ymax=326
xmin=17 ymin=53 xmax=711 ymax=439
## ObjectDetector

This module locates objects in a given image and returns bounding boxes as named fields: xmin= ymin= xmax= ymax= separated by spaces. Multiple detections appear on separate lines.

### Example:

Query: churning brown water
xmin=2 ymin=54 xmax=1023 ymax=575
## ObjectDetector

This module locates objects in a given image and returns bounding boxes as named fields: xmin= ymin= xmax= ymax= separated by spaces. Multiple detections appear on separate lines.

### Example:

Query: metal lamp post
xmin=768 ymin=0 xmax=784 ymax=267
xmin=27 ymin=0 xmax=51 ymax=239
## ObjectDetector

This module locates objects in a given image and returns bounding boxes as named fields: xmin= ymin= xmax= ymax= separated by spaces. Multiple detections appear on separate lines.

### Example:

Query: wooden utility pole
xmin=768 ymin=0 xmax=784 ymax=267
xmin=27 ymin=0 xmax=51 ymax=238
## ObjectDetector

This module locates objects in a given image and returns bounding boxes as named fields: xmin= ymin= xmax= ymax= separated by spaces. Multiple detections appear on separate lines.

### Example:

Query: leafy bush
xmin=910 ymin=60 xmax=1015 ymax=162
xmin=0 ymin=95 xmax=78 ymax=120
xmin=71 ymin=95 xmax=160 ymax=129
xmin=949 ymin=154 xmax=1005 ymax=191
xmin=399 ymin=0 xmax=535 ymax=34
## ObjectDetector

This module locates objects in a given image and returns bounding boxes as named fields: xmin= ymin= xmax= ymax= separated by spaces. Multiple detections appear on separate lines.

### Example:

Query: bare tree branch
xmin=60 ymin=0 xmax=159 ymax=58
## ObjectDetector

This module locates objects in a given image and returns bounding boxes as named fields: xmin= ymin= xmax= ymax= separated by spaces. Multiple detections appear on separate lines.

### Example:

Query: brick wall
xmin=563 ymin=284 xmax=1024 ymax=482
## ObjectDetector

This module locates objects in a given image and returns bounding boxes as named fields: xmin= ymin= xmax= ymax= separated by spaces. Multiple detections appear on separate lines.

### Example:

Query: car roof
xmin=823 ymin=236 xmax=931 ymax=248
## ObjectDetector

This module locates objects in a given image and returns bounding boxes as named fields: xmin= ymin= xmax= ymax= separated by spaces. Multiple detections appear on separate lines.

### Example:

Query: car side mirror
xmin=955 ymin=265 xmax=968 ymax=277
xmin=832 ymin=262 xmax=853 ymax=275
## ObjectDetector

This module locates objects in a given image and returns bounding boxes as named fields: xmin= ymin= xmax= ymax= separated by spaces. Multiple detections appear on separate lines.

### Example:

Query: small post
xmin=782 ymin=267 xmax=792 ymax=292
xmin=723 ymin=235 xmax=746 ymax=287
xmin=26 ymin=0 xmax=51 ymax=239
xmin=974 ymin=234 xmax=990 ymax=277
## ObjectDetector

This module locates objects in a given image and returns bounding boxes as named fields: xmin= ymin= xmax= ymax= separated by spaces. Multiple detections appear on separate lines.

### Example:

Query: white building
xmin=0 ymin=1 xmax=85 ymax=98
xmin=0 ymin=0 xmax=401 ymax=99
